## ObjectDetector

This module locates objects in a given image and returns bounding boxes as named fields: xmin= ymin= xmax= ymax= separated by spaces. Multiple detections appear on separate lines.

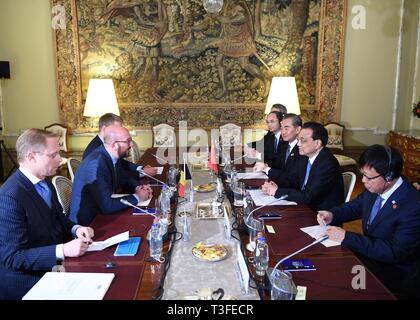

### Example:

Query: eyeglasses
xmin=297 ymin=137 xmax=314 ymax=144
xmin=115 ymin=139 xmax=133 ymax=145
xmin=33 ymin=151 xmax=61 ymax=159
xmin=359 ymin=170 xmax=382 ymax=181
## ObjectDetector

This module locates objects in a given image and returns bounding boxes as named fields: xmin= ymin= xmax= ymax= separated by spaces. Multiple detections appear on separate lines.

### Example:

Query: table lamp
xmin=264 ymin=77 xmax=301 ymax=115
xmin=83 ymin=79 xmax=120 ymax=118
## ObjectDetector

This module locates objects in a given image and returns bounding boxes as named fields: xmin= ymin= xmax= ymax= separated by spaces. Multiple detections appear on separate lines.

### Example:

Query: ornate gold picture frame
xmin=51 ymin=0 xmax=347 ymax=131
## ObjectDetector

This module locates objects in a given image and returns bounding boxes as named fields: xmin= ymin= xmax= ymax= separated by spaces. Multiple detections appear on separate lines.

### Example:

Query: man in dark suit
xmin=318 ymin=145 xmax=420 ymax=298
xmin=245 ymin=111 xmax=284 ymax=169
xmin=0 ymin=129 xmax=93 ymax=299
xmin=254 ymin=113 xmax=302 ymax=178
xmin=70 ymin=126 xmax=153 ymax=226
xmin=83 ymin=112 xmax=157 ymax=177
xmin=262 ymin=122 xmax=344 ymax=211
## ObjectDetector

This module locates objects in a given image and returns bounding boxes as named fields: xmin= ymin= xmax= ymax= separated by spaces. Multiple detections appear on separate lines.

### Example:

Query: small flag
xmin=179 ymin=169 xmax=185 ymax=198
xmin=208 ymin=143 xmax=218 ymax=174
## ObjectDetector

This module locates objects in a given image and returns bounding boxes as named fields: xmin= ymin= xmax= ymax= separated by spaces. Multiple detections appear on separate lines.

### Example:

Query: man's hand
xmin=63 ymin=239 xmax=89 ymax=257
xmin=136 ymin=184 xmax=153 ymax=201
xmin=261 ymin=181 xmax=278 ymax=196
xmin=253 ymin=162 xmax=268 ymax=172
xmin=143 ymin=165 xmax=158 ymax=176
xmin=317 ymin=210 xmax=333 ymax=226
xmin=325 ymin=226 xmax=345 ymax=244
xmin=75 ymin=226 xmax=94 ymax=244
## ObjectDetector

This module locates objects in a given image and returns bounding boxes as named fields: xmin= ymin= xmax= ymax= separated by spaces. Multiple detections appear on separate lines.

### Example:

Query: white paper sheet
xmin=237 ymin=172 xmax=268 ymax=180
xmin=111 ymin=195 xmax=151 ymax=207
xmin=88 ymin=231 xmax=129 ymax=252
xmin=155 ymin=166 xmax=164 ymax=175
xmin=22 ymin=272 xmax=115 ymax=300
xmin=300 ymin=225 xmax=341 ymax=247
xmin=248 ymin=190 xmax=297 ymax=206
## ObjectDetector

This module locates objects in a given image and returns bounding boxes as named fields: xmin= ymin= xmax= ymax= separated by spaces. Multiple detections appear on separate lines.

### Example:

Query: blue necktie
xmin=368 ymin=195 xmax=383 ymax=228
xmin=35 ymin=180 xmax=52 ymax=208
xmin=274 ymin=136 xmax=279 ymax=153
xmin=301 ymin=161 xmax=312 ymax=190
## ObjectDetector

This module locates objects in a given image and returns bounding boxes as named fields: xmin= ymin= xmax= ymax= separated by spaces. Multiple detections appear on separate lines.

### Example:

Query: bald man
xmin=70 ymin=126 xmax=153 ymax=225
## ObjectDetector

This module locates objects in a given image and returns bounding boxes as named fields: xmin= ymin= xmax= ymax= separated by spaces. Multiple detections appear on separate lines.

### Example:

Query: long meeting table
xmin=63 ymin=147 xmax=395 ymax=300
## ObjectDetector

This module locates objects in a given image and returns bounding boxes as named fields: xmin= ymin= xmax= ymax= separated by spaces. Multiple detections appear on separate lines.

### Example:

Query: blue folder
xmin=114 ymin=237 xmax=141 ymax=256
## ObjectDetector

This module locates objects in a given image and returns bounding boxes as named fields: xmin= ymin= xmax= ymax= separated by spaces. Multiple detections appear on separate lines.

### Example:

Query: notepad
xmin=281 ymin=259 xmax=316 ymax=271
xmin=114 ymin=237 xmax=141 ymax=256
xmin=22 ymin=272 xmax=115 ymax=300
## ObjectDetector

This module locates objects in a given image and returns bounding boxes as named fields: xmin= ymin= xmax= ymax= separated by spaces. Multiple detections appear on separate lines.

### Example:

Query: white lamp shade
xmin=264 ymin=77 xmax=301 ymax=115
xmin=83 ymin=79 xmax=120 ymax=117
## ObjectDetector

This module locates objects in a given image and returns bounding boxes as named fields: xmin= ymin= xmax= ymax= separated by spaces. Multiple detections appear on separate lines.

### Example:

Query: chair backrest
xmin=219 ymin=123 xmax=242 ymax=147
xmin=153 ymin=123 xmax=176 ymax=147
xmin=129 ymin=140 xmax=142 ymax=163
xmin=342 ymin=171 xmax=356 ymax=202
xmin=52 ymin=175 xmax=72 ymax=215
xmin=324 ymin=122 xmax=344 ymax=152
xmin=67 ymin=158 xmax=81 ymax=182
xmin=44 ymin=123 xmax=68 ymax=152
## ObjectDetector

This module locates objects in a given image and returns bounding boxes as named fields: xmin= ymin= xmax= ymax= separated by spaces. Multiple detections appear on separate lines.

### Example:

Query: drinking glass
xmin=246 ymin=218 xmax=264 ymax=251
xmin=270 ymin=270 xmax=295 ymax=300
xmin=233 ymin=182 xmax=245 ymax=207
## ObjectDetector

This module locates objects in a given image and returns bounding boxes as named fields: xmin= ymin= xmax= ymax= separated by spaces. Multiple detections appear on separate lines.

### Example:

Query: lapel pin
xmin=391 ymin=200 xmax=397 ymax=209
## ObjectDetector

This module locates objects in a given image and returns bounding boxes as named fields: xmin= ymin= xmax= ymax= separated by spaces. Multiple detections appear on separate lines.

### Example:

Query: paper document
xmin=88 ymin=231 xmax=129 ymax=252
xmin=248 ymin=190 xmax=297 ymax=206
xmin=237 ymin=172 xmax=268 ymax=180
xmin=111 ymin=195 xmax=151 ymax=207
xmin=300 ymin=225 xmax=341 ymax=247
xmin=155 ymin=166 xmax=164 ymax=175
xmin=22 ymin=272 xmax=114 ymax=300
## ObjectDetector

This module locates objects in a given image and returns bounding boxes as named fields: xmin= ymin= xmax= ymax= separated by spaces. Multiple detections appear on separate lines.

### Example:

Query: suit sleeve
xmin=274 ymin=156 xmax=339 ymax=205
xmin=0 ymin=195 xmax=58 ymax=271
xmin=342 ymin=206 xmax=420 ymax=263
xmin=87 ymin=161 xmax=139 ymax=214
xmin=330 ymin=192 xmax=365 ymax=225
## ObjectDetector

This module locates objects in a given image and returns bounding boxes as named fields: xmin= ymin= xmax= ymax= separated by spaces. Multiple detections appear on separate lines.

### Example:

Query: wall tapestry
xmin=51 ymin=0 xmax=347 ymax=131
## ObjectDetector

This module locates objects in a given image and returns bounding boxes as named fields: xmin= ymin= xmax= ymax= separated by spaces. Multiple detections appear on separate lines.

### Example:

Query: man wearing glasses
xmin=70 ymin=126 xmax=153 ymax=225
xmin=317 ymin=144 xmax=420 ymax=298
xmin=0 ymin=129 xmax=94 ymax=299
xmin=262 ymin=121 xmax=344 ymax=211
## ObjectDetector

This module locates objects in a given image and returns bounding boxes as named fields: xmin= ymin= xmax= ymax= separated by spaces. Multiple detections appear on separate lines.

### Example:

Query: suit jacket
xmin=0 ymin=170 xmax=75 ymax=299
xmin=267 ymin=143 xmax=301 ymax=180
xmin=250 ymin=132 xmax=283 ymax=169
xmin=274 ymin=147 xmax=344 ymax=211
xmin=331 ymin=179 xmax=420 ymax=293
xmin=70 ymin=145 xmax=140 ymax=226
xmin=83 ymin=135 xmax=140 ymax=190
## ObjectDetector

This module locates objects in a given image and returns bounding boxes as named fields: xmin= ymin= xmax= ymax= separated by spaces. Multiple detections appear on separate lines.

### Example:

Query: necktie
xmin=368 ymin=195 xmax=383 ymax=228
xmin=35 ymin=180 xmax=52 ymax=208
xmin=274 ymin=136 xmax=279 ymax=153
xmin=301 ymin=161 xmax=312 ymax=190
xmin=285 ymin=145 xmax=291 ymax=162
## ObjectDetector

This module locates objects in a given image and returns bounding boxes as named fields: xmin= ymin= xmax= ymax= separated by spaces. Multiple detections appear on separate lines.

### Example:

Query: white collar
xmin=274 ymin=131 xmax=281 ymax=140
xmin=19 ymin=167 xmax=42 ymax=185
xmin=379 ymin=177 xmax=403 ymax=206
xmin=307 ymin=148 xmax=322 ymax=165
xmin=288 ymin=139 xmax=298 ymax=150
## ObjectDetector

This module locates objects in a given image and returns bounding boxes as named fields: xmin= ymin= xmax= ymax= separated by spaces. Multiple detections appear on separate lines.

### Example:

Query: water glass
xmin=270 ymin=270 xmax=295 ymax=300
xmin=247 ymin=218 xmax=264 ymax=251
xmin=233 ymin=182 xmax=245 ymax=206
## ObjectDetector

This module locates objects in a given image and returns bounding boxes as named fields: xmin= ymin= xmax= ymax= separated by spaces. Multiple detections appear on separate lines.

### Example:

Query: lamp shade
xmin=83 ymin=79 xmax=120 ymax=117
xmin=264 ymin=77 xmax=300 ymax=115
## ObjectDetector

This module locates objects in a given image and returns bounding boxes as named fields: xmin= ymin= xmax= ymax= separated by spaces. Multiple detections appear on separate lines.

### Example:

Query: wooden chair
xmin=153 ymin=123 xmax=176 ymax=147
xmin=324 ymin=122 xmax=357 ymax=171
xmin=342 ymin=171 xmax=356 ymax=202
xmin=51 ymin=175 xmax=72 ymax=216
xmin=67 ymin=158 xmax=81 ymax=182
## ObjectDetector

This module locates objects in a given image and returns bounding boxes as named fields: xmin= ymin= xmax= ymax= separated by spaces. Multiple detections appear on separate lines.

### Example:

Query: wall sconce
xmin=83 ymin=79 xmax=120 ymax=118
xmin=203 ymin=0 xmax=224 ymax=13
xmin=264 ymin=77 xmax=301 ymax=115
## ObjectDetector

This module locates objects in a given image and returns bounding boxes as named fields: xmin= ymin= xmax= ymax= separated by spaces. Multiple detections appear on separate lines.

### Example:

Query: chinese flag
xmin=208 ymin=143 xmax=218 ymax=174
